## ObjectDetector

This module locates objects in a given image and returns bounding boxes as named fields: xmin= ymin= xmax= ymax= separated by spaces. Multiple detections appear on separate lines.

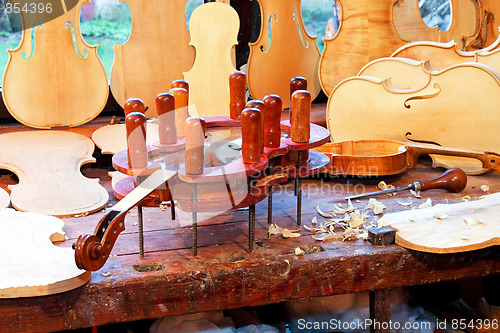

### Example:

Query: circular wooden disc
xmin=0 ymin=209 xmax=90 ymax=298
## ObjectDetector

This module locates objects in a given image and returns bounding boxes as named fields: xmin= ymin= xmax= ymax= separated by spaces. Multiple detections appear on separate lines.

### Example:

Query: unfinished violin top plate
xmin=0 ymin=209 xmax=90 ymax=298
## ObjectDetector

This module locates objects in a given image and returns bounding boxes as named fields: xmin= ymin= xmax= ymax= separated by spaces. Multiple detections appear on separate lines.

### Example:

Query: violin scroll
xmin=73 ymin=210 xmax=128 ymax=271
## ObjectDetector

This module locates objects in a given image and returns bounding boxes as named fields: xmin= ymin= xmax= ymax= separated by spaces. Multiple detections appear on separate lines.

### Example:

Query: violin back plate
xmin=247 ymin=0 xmax=321 ymax=109
xmin=183 ymin=2 xmax=239 ymax=117
xmin=110 ymin=0 xmax=195 ymax=118
xmin=392 ymin=0 xmax=440 ymax=43
xmin=2 ymin=0 xmax=108 ymax=129
xmin=0 ymin=209 xmax=90 ymax=298
xmin=0 ymin=131 xmax=109 ymax=217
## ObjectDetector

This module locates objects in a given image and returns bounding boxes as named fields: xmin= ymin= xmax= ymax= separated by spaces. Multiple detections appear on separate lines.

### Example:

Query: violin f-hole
xmin=65 ymin=21 xmax=88 ymax=58
xmin=404 ymin=83 xmax=441 ymax=109
xmin=293 ymin=12 xmax=309 ymax=48
xmin=260 ymin=14 xmax=277 ymax=53
xmin=21 ymin=22 xmax=42 ymax=60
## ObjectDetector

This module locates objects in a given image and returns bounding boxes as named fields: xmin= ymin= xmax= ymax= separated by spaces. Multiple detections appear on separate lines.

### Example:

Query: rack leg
xmin=192 ymin=184 xmax=198 ymax=256
xmin=249 ymin=204 xmax=255 ymax=252
xmin=296 ymin=151 xmax=303 ymax=225
xmin=138 ymin=205 xmax=144 ymax=258
xmin=267 ymin=185 xmax=273 ymax=224
xmin=192 ymin=212 xmax=198 ymax=256
xmin=170 ymin=200 xmax=176 ymax=220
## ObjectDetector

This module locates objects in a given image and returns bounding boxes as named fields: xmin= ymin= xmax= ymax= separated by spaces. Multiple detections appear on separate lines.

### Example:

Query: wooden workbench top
xmin=0 ymin=159 xmax=499 ymax=332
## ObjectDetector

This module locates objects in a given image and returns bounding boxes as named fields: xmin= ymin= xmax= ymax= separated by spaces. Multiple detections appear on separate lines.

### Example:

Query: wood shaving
xmin=332 ymin=199 xmax=355 ymax=215
xmin=464 ymin=217 xmax=485 ymax=226
xmin=295 ymin=247 xmax=305 ymax=256
xmin=268 ymin=224 xmax=283 ymax=236
xmin=480 ymin=185 xmax=490 ymax=193
xmin=309 ymin=206 xmax=371 ymax=242
xmin=434 ymin=219 xmax=442 ymax=224
xmin=418 ymin=198 xmax=432 ymax=209
xmin=434 ymin=212 xmax=448 ymax=219
xmin=410 ymin=190 xmax=421 ymax=198
xmin=462 ymin=195 xmax=471 ymax=201
xmin=268 ymin=223 xmax=301 ymax=238
xmin=364 ymin=198 xmax=386 ymax=215
xmin=397 ymin=199 xmax=413 ymax=206
xmin=378 ymin=181 xmax=396 ymax=196
xmin=101 ymin=272 xmax=112 ymax=277
xmin=460 ymin=232 xmax=469 ymax=240
xmin=282 ymin=229 xmax=301 ymax=238
xmin=316 ymin=206 xmax=332 ymax=218
xmin=311 ymin=217 xmax=317 ymax=225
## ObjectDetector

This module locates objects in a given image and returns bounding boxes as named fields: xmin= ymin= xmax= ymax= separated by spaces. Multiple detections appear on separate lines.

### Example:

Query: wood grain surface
xmin=183 ymin=2 xmax=239 ymax=117
xmin=110 ymin=0 xmax=195 ymax=118
xmin=379 ymin=192 xmax=500 ymax=253
xmin=327 ymin=62 xmax=500 ymax=175
xmin=355 ymin=57 xmax=498 ymax=174
xmin=246 ymin=0 xmax=321 ymax=109
xmin=0 ymin=209 xmax=90 ymax=298
xmin=2 ymin=0 xmax=108 ymax=128
xmin=393 ymin=0 xmax=480 ymax=50
xmin=318 ymin=0 xmax=407 ymax=97
xmin=0 ymin=131 xmax=108 ymax=217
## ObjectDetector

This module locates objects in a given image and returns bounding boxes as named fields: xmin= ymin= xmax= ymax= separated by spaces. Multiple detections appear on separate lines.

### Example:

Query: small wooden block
xmin=368 ymin=227 xmax=396 ymax=246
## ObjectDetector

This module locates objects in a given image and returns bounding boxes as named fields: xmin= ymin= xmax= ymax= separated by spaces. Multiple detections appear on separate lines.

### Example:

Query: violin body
xmin=356 ymin=57 xmax=500 ymax=174
xmin=246 ymin=0 xmax=321 ymax=109
xmin=393 ymin=0 xmax=480 ymax=50
xmin=2 ymin=0 xmax=108 ymax=129
xmin=183 ymin=2 xmax=239 ymax=117
xmin=110 ymin=0 xmax=195 ymax=118
xmin=327 ymin=62 xmax=500 ymax=165
xmin=319 ymin=0 xmax=407 ymax=97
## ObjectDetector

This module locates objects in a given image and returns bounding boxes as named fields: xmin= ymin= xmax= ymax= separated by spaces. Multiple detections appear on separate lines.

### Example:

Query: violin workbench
xmin=0 ymin=114 xmax=500 ymax=333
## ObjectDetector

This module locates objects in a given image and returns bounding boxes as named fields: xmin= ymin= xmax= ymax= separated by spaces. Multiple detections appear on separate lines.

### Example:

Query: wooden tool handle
xmin=405 ymin=142 xmax=500 ymax=171
xmin=126 ymin=111 xmax=147 ymax=169
xmin=241 ymin=107 xmax=262 ymax=164
xmin=245 ymin=100 xmax=265 ymax=153
xmin=289 ymin=77 xmax=307 ymax=123
xmin=418 ymin=168 xmax=467 ymax=193
xmin=185 ymin=117 xmax=206 ymax=175
xmin=170 ymin=87 xmax=189 ymax=138
xmin=156 ymin=93 xmax=177 ymax=145
xmin=171 ymin=79 xmax=189 ymax=93
xmin=124 ymin=97 xmax=145 ymax=116
xmin=291 ymin=90 xmax=311 ymax=143
xmin=229 ymin=71 xmax=247 ymax=120
xmin=263 ymin=94 xmax=282 ymax=148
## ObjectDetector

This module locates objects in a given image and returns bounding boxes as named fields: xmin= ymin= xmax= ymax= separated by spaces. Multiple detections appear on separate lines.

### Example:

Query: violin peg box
xmin=368 ymin=227 xmax=396 ymax=246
